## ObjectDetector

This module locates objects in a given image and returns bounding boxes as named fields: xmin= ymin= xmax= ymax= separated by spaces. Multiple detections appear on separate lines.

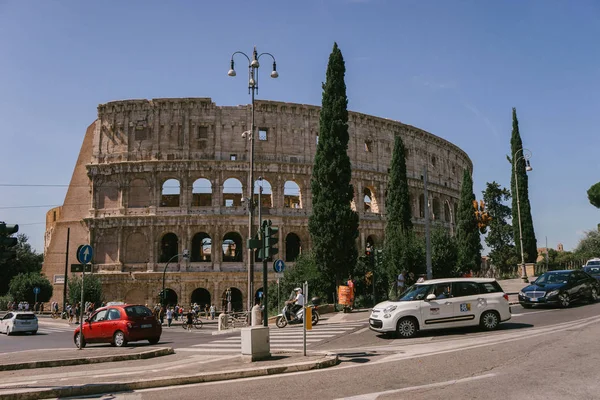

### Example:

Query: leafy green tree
xmin=0 ymin=234 xmax=44 ymax=295
xmin=308 ymin=42 xmax=359 ymax=290
xmin=67 ymin=274 xmax=104 ymax=306
xmin=431 ymin=224 xmax=458 ymax=278
xmin=456 ymin=169 xmax=482 ymax=273
xmin=574 ymin=230 xmax=600 ymax=260
xmin=509 ymin=108 xmax=537 ymax=263
xmin=483 ymin=181 xmax=516 ymax=273
xmin=587 ymin=182 xmax=600 ymax=209
xmin=8 ymin=272 xmax=53 ymax=304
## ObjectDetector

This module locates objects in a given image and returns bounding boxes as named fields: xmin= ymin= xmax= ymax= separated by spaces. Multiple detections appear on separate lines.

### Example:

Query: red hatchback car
xmin=74 ymin=304 xmax=161 ymax=348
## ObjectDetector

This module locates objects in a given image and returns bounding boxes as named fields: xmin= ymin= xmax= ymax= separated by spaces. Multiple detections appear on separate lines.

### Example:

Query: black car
xmin=583 ymin=266 xmax=600 ymax=282
xmin=518 ymin=270 xmax=600 ymax=308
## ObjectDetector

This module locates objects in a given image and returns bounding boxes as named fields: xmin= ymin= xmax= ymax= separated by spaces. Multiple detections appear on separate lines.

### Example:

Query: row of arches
xmin=152 ymin=286 xmax=268 ymax=313
xmin=159 ymin=231 xmax=302 ymax=263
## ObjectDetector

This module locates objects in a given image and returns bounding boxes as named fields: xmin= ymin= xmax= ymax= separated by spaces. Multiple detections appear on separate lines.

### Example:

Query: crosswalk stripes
xmin=185 ymin=322 xmax=366 ymax=353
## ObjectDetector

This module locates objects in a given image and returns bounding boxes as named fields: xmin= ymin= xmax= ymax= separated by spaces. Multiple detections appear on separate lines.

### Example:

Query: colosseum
xmin=42 ymin=97 xmax=472 ymax=312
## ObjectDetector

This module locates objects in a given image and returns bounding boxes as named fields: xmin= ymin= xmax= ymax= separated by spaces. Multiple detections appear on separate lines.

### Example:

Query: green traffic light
xmin=265 ymin=220 xmax=279 ymax=258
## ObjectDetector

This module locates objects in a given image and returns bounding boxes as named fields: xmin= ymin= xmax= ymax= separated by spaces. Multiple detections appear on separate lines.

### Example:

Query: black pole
xmin=162 ymin=254 xmax=179 ymax=307
xmin=263 ymin=222 xmax=268 ymax=327
xmin=62 ymin=228 xmax=70 ymax=314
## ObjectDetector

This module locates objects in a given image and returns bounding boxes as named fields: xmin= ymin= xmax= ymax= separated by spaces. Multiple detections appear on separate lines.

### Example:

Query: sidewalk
xmin=0 ymin=345 xmax=337 ymax=399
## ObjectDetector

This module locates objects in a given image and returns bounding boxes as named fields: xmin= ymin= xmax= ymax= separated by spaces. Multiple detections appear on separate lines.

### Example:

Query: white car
xmin=0 ymin=312 xmax=39 ymax=335
xmin=369 ymin=278 xmax=511 ymax=338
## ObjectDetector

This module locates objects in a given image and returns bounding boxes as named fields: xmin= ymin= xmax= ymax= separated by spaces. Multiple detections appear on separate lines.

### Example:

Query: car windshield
xmin=124 ymin=305 xmax=152 ymax=318
xmin=15 ymin=314 xmax=36 ymax=320
xmin=586 ymin=260 xmax=600 ymax=267
xmin=584 ymin=266 xmax=600 ymax=276
xmin=536 ymin=272 xmax=571 ymax=285
xmin=395 ymin=284 xmax=432 ymax=301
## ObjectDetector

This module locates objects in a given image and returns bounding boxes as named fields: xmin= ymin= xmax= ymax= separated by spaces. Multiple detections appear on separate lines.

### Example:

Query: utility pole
xmin=424 ymin=166 xmax=432 ymax=280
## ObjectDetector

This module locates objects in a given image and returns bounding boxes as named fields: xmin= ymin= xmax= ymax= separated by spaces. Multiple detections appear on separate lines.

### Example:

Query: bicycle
xmin=182 ymin=317 xmax=203 ymax=330
xmin=51 ymin=311 xmax=61 ymax=319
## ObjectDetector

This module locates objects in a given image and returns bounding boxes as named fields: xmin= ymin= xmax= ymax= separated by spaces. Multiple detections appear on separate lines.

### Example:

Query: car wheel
xmin=480 ymin=311 xmax=500 ymax=331
xmin=559 ymin=293 xmax=570 ymax=308
xmin=113 ymin=331 xmax=127 ymax=347
xmin=74 ymin=333 xmax=86 ymax=348
xmin=521 ymin=304 xmax=533 ymax=309
xmin=396 ymin=317 xmax=418 ymax=338
xmin=148 ymin=337 xmax=160 ymax=345
xmin=590 ymin=288 xmax=598 ymax=302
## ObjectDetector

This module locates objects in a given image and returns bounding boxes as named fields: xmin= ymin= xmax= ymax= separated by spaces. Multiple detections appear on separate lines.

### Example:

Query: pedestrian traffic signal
xmin=265 ymin=220 xmax=279 ymax=258
xmin=0 ymin=222 xmax=19 ymax=261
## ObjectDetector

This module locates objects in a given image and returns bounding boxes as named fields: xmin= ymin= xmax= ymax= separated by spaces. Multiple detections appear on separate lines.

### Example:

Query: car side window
xmin=107 ymin=309 xmax=121 ymax=320
xmin=4 ymin=313 xmax=12 ymax=320
xmin=454 ymin=282 xmax=480 ymax=297
xmin=91 ymin=310 xmax=108 ymax=322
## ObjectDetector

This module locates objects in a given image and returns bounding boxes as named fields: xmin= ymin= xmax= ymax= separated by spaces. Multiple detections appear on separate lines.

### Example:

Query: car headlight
xmin=383 ymin=305 xmax=397 ymax=314
xmin=384 ymin=314 xmax=392 ymax=319
xmin=519 ymin=291 xmax=525 ymax=297
xmin=546 ymin=290 xmax=560 ymax=297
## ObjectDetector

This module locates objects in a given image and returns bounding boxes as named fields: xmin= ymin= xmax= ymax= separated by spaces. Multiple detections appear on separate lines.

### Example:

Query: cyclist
xmin=185 ymin=309 xmax=194 ymax=332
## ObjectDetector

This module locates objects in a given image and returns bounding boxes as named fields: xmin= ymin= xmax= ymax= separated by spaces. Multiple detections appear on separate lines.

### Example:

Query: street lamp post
xmin=161 ymin=250 xmax=189 ymax=306
xmin=513 ymin=148 xmax=533 ymax=283
xmin=228 ymin=47 xmax=278 ymax=313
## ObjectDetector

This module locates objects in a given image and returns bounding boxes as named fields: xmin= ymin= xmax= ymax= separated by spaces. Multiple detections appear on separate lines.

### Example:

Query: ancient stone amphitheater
xmin=42 ymin=98 xmax=472 ymax=311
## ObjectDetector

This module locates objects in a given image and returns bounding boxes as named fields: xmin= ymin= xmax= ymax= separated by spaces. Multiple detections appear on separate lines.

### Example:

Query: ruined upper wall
xmin=94 ymin=98 xmax=472 ymax=183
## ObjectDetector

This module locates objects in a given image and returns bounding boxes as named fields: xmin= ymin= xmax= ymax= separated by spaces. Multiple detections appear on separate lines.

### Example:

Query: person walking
xmin=210 ymin=304 xmax=215 ymax=320
xmin=185 ymin=309 xmax=194 ymax=332
xmin=166 ymin=307 xmax=173 ymax=328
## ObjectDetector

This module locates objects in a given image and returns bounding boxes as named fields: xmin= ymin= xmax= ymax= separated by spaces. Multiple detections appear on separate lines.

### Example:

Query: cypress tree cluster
xmin=308 ymin=43 xmax=359 ymax=288
xmin=510 ymin=108 xmax=537 ymax=263
xmin=456 ymin=169 xmax=482 ymax=272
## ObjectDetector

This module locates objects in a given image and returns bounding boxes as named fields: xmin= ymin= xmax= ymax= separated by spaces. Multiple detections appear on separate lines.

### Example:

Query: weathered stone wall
xmin=42 ymin=98 xmax=472 ymax=309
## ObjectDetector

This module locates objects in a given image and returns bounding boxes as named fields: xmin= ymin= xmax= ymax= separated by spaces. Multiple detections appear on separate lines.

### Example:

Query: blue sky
xmin=1 ymin=0 xmax=599 ymax=254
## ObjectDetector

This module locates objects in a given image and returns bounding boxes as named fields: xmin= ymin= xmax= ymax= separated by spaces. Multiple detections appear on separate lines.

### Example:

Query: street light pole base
xmin=521 ymin=276 xmax=529 ymax=283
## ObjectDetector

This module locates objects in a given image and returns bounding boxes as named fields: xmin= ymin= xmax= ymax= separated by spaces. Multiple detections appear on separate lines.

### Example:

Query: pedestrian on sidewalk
xmin=210 ymin=304 xmax=215 ymax=320
xmin=186 ymin=309 xmax=194 ymax=331
xmin=166 ymin=307 xmax=173 ymax=328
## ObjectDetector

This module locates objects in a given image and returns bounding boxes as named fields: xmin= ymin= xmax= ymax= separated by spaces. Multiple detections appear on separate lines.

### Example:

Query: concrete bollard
xmin=218 ymin=313 xmax=228 ymax=331
xmin=251 ymin=305 xmax=261 ymax=326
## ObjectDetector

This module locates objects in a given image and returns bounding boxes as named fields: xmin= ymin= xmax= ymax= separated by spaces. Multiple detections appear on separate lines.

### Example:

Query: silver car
xmin=0 ymin=312 xmax=39 ymax=335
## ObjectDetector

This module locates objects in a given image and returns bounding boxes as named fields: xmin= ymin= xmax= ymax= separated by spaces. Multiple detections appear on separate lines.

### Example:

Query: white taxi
xmin=369 ymin=278 xmax=511 ymax=338
xmin=0 ymin=312 xmax=39 ymax=335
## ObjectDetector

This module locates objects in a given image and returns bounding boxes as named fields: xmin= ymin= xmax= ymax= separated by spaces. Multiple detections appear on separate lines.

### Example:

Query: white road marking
xmin=334 ymin=373 xmax=497 ymax=399
xmin=511 ymin=309 xmax=560 ymax=317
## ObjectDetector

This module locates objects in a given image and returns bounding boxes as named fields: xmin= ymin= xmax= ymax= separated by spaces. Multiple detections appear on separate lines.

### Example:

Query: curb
xmin=0 ymin=353 xmax=338 ymax=400
xmin=0 ymin=347 xmax=174 ymax=371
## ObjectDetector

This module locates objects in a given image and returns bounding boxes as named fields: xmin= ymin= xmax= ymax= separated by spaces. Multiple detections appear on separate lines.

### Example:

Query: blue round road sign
xmin=33 ymin=287 xmax=40 ymax=294
xmin=273 ymin=259 xmax=285 ymax=273
xmin=77 ymin=244 xmax=93 ymax=264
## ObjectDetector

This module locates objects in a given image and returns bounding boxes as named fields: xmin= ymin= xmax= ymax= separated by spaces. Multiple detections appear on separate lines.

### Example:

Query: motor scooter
xmin=275 ymin=295 xmax=320 ymax=328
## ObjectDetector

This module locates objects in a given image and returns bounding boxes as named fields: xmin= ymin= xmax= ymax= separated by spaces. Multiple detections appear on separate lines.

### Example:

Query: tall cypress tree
xmin=456 ymin=169 xmax=482 ymax=272
xmin=383 ymin=135 xmax=416 ymax=289
xmin=308 ymin=42 xmax=359 ymax=289
xmin=509 ymin=108 xmax=537 ymax=263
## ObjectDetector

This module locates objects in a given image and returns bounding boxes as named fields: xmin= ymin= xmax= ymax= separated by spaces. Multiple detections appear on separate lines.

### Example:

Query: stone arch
xmin=432 ymin=198 xmax=441 ymax=221
xmin=363 ymin=186 xmax=380 ymax=213
xmin=161 ymin=288 xmax=178 ymax=306
xmin=161 ymin=178 xmax=180 ymax=207
xmin=160 ymin=232 xmax=179 ymax=262
xmin=222 ymin=232 xmax=243 ymax=262
xmin=128 ymin=178 xmax=149 ymax=208
xmin=444 ymin=200 xmax=452 ymax=223
xmin=192 ymin=178 xmax=212 ymax=207
xmin=124 ymin=232 xmax=147 ymax=263
xmin=95 ymin=229 xmax=118 ymax=264
xmin=366 ymin=235 xmax=378 ymax=249
xmin=254 ymin=179 xmax=272 ymax=209
xmin=191 ymin=232 xmax=211 ymax=262
xmin=285 ymin=233 xmax=301 ymax=262
xmin=221 ymin=287 xmax=243 ymax=312
xmin=223 ymin=178 xmax=243 ymax=207
xmin=284 ymin=181 xmax=302 ymax=208
xmin=190 ymin=288 xmax=211 ymax=307
xmin=124 ymin=288 xmax=145 ymax=305
xmin=98 ymin=182 xmax=119 ymax=209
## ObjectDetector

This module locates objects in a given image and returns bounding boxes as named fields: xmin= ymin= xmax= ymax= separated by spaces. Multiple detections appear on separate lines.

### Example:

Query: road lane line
xmin=334 ymin=373 xmax=497 ymax=399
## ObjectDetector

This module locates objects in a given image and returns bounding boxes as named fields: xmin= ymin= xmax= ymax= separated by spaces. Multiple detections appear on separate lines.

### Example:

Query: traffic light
xmin=265 ymin=220 xmax=279 ymax=258
xmin=0 ymin=222 xmax=19 ymax=261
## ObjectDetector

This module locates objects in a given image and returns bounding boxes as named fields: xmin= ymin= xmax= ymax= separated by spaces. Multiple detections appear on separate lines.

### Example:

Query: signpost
xmin=273 ymin=259 xmax=285 ymax=273
xmin=76 ymin=244 xmax=93 ymax=350
xmin=33 ymin=286 xmax=40 ymax=306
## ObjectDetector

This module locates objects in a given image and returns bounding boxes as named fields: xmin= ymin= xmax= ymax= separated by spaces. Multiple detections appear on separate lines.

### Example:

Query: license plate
xmin=141 ymin=324 xmax=152 ymax=328
xmin=20 ymin=322 xmax=30 ymax=325
xmin=530 ymin=298 xmax=538 ymax=302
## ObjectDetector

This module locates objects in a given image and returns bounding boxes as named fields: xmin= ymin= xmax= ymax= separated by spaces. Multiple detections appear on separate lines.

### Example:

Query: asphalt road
xmin=90 ymin=302 xmax=600 ymax=400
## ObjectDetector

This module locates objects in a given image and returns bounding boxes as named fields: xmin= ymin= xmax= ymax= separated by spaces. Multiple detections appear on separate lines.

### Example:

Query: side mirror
xmin=426 ymin=294 xmax=436 ymax=301
xmin=84 ymin=318 xmax=90 ymax=323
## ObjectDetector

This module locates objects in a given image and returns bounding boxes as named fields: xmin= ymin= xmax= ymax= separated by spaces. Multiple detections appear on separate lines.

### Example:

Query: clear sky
xmin=1 ymin=0 xmax=599 ymax=254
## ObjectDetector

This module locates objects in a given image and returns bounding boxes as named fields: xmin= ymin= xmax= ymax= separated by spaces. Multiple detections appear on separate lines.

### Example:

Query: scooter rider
xmin=288 ymin=287 xmax=305 ymax=321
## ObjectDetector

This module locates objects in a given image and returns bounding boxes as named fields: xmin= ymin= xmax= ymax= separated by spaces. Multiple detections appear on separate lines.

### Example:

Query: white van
xmin=369 ymin=278 xmax=511 ymax=338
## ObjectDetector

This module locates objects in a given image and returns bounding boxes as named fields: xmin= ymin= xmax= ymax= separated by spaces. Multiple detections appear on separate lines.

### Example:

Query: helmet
xmin=294 ymin=287 xmax=302 ymax=293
